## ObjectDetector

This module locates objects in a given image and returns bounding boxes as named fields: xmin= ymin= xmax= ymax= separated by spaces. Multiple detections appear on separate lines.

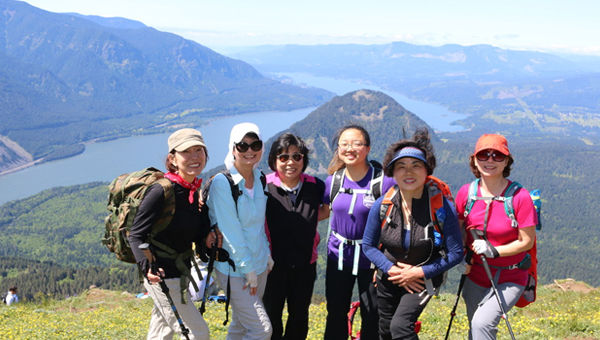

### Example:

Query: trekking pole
xmin=444 ymin=251 xmax=473 ymax=340
xmin=469 ymin=229 xmax=517 ymax=340
xmin=199 ymin=227 xmax=217 ymax=314
xmin=139 ymin=243 xmax=191 ymax=340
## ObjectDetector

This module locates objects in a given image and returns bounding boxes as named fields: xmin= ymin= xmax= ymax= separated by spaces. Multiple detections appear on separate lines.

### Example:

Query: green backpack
xmin=102 ymin=167 xmax=176 ymax=264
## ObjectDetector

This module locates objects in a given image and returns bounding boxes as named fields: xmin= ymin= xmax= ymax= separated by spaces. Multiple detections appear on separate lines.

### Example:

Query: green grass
xmin=1 ymin=282 xmax=598 ymax=339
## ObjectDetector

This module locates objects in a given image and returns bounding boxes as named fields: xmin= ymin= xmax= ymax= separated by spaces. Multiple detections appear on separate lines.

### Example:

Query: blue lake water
xmin=0 ymin=74 xmax=465 ymax=205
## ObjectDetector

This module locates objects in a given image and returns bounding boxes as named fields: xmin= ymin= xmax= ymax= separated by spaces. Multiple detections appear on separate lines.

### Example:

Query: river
xmin=0 ymin=74 xmax=466 ymax=205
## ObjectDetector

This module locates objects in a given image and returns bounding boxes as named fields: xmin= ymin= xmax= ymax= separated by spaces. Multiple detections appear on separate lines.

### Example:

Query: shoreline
xmin=0 ymin=158 xmax=45 ymax=177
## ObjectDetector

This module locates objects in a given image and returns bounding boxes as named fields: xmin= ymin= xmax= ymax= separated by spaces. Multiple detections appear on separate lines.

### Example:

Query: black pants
xmin=376 ymin=272 xmax=428 ymax=340
xmin=263 ymin=263 xmax=317 ymax=340
xmin=324 ymin=258 xmax=378 ymax=340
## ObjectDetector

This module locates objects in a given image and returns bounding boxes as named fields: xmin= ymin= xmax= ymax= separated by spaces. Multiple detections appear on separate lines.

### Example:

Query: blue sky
xmin=22 ymin=0 xmax=600 ymax=56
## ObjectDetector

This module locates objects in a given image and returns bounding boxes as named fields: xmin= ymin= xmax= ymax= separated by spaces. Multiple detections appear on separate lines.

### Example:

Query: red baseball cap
xmin=474 ymin=134 xmax=509 ymax=156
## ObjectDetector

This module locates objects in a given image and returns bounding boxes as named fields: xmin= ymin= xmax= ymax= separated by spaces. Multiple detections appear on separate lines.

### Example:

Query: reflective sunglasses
xmin=235 ymin=140 xmax=263 ymax=153
xmin=476 ymin=150 xmax=506 ymax=162
xmin=277 ymin=153 xmax=304 ymax=163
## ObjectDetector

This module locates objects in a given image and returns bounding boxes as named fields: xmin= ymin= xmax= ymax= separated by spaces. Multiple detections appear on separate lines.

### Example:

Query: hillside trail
xmin=547 ymin=278 xmax=595 ymax=293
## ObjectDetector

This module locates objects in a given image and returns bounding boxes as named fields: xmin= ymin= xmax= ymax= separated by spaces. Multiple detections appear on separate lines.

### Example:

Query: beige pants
xmin=216 ymin=270 xmax=272 ymax=340
xmin=144 ymin=278 xmax=210 ymax=340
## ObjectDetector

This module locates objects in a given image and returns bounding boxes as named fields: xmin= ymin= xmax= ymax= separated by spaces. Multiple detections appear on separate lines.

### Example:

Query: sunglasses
xmin=235 ymin=140 xmax=263 ymax=153
xmin=476 ymin=150 xmax=506 ymax=162
xmin=277 ymin=153 xmax=304 ymax=163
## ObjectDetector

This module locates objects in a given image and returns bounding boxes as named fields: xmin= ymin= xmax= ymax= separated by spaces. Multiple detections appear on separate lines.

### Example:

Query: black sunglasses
xmin=476 ymin=150 xmax=506 ymax=162
xmin=235 ymin=140 xmax=263 ymax=153
xmin=277 ymin=153 xmax=304 ymax=163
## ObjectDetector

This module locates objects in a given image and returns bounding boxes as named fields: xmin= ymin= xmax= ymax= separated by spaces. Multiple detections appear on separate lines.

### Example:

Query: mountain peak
xmin=260 ymin=89 xmax=438 ymax=175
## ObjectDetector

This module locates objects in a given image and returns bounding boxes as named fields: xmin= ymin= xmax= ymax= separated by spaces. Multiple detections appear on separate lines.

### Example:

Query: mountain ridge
xmin=0 ymin=0 xmax=332 ymax=173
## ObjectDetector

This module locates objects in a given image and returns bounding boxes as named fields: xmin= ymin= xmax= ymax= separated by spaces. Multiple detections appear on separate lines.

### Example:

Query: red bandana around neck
xmin=164 ymin=172 xmax=202 ymax=204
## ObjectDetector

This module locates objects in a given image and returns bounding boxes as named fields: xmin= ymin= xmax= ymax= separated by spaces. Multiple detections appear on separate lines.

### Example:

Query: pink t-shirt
xmin=456 ymin=181 xmax=537 ymax=287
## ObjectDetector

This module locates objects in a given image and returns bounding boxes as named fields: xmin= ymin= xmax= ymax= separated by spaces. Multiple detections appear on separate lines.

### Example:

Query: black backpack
xmin=201 ymin=169 xmax=267 ymax=221
xmin=329 ymin=160 xmax=384 ymax=209
xmin=198 ymin=169 xmax=266 ymax=325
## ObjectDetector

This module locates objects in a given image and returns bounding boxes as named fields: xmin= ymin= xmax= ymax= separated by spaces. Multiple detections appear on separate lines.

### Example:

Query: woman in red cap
xmin=455 ymin=134 xmax=537 ymax=340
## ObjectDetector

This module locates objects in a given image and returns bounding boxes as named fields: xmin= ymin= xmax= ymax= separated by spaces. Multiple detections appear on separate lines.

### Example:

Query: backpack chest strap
xmin=333 ymin=168 xmax=376 ymax=215
xmin=345 ymin=188 xmax=371 ymax=214
xmin=468 ymin=195 xmax=519 ymax=229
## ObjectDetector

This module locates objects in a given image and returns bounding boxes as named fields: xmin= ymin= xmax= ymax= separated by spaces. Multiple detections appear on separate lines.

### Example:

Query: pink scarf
xmin=164 ymin=172 xmax=202 ymax=204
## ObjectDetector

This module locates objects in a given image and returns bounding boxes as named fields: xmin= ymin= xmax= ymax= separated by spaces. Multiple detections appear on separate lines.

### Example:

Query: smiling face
xmin=276 ymin=145 xmax=303 ymax=186
xmin=337 ymin=128 xmax=370 ymax=168
xmin=475 ymin=148 xmax=508 ymax=179
xmin=233 ymin=134 xmax=262 ymax=169
xmin=168 ymin=145 xmax=206 ymax=183
xmin=392 ymin=157 xmax=428 ymax=196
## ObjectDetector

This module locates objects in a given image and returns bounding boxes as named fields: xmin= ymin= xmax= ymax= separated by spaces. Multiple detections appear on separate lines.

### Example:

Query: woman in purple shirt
xmin=322 ymin=125 xmax=395 ymax=340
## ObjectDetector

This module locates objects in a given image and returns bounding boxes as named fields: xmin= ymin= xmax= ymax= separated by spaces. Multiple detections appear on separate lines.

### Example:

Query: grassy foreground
xmin=0 ymin=280 xmax=598 ymax=340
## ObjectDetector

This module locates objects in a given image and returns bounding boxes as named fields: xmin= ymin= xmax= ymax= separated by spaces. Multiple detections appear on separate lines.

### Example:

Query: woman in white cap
xmin=206 ymin=122 xmax=273 ymax=340
xmin=362 ymin=128 xmax=463 ymax=340
xmin=129 ymin=128 xmax=219 ymax=340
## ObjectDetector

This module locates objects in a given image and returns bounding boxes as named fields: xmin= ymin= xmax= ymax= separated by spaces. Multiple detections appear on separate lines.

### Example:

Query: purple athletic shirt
xmin=323 ymin=167 xmax=395 ymax=269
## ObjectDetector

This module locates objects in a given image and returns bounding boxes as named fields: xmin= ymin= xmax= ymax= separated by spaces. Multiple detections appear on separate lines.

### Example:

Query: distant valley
xmin=0 ymin=0 xmax=331 ymax=173
xmin=230 ymin=43 xmax=600 ymax=144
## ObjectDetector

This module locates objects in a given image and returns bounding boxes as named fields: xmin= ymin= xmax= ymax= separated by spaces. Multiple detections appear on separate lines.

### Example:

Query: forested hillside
xmin=1 ymin=91 xmax=598 ymax=301
xmin=0 ymin=0 xmax=332 ymax=172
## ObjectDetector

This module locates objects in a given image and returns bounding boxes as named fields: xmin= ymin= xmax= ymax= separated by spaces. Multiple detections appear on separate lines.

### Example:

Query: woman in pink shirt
xmin=455 ymin=134 xmax=537 ymax=340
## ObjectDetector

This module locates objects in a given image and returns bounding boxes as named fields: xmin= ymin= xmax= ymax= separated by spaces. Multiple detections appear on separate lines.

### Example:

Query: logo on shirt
xmin=363 ymin=193 xmax=375 ymax=208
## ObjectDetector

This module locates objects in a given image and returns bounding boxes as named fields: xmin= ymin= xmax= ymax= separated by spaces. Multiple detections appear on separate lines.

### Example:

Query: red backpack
xmin=379 ymin=176 xmax=454 ymax=250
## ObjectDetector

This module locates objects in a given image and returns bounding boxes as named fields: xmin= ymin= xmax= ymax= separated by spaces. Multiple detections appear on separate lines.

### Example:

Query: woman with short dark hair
xmin=263 ymin=132 xmax=328 ymax=340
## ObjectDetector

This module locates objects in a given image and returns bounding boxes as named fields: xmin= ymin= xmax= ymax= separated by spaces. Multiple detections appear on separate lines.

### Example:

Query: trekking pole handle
xmin=469 ymin=229 xmax=496 ymax=283
xmin=139 ymin=243 xmax=160 ymax=276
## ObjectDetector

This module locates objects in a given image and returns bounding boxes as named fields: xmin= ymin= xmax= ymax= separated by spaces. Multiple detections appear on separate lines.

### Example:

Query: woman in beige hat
xmin=129 ymin=128 xmax=219 ymax=340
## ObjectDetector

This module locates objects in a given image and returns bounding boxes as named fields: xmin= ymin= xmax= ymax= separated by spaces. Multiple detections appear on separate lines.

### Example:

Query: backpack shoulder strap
xmin=503 ymin=181 xmax=523 ymax=228
xmin=329 ymin=168 xmax=346 ymax=208
xmin=464 ymin=179 xmax=480 ymax=218
xmin=147 ymin=177 xmax=176 ymax=238
xmin=370 ymin=166 xmax=384 ymax=200
xmin=260 ymin=171 xmax=267 ymax=193
xmin=220 ymin=170 xmax=242 ymax=205
xmin=379 ymin=186 xmax=397 ymax=230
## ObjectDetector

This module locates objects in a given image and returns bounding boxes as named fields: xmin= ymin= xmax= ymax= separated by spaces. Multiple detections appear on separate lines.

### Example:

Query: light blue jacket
xmin=207 ymin=167 xmax=269 ymax=277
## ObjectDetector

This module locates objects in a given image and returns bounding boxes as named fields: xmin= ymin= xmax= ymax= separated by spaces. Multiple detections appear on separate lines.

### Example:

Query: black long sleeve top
xmin=128 ymin=181 xmax=210 ymax=279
